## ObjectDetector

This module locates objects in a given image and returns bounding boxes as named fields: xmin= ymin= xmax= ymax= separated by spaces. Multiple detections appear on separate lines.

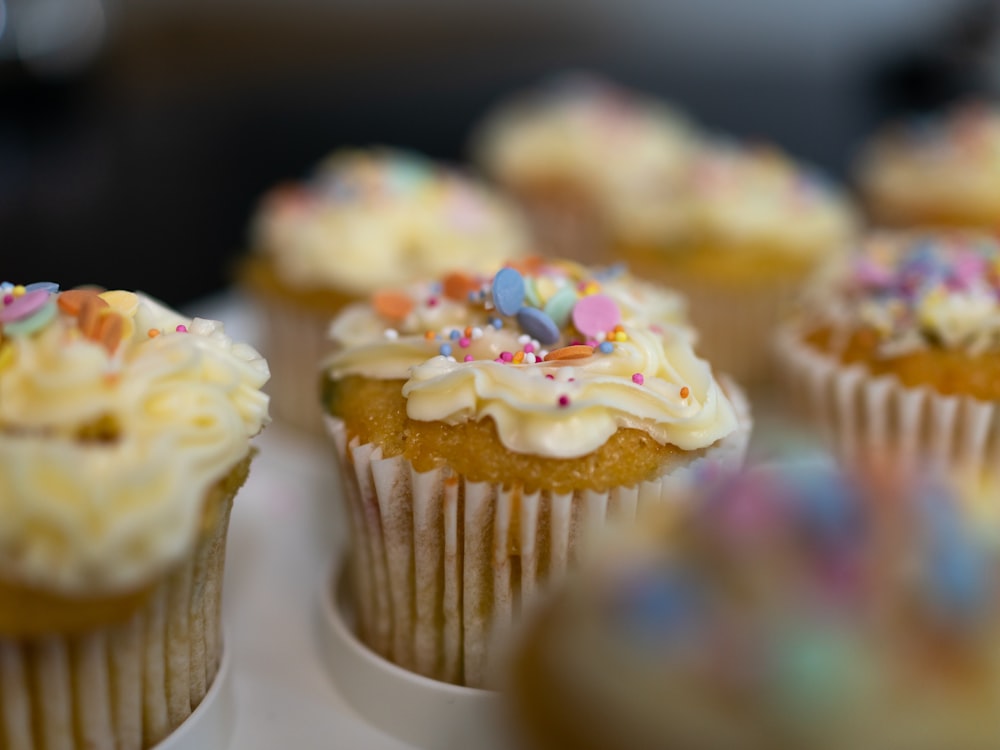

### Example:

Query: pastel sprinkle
xmin=543 ymin=285 xmax=578 ymax=328
xmin=517 ymin=307 xmax=560 ymax=345
xmin=2 ymin=299 xmax=56 ymax=336
xmin=373 ymin=289 xmax=415 ymax=321
xmin=57 ymin=289 xmax=106 ymax=317
xmin=442 ymin=271 xmax=480 ymax=301
xmin=491 ymin=267 xmax=525 ymax=316
xmin=544 ymin=345 xmax=594 ymax=361
xmin=12 ymin=285 xmax=25 ymax=297
xmin=99 ymin=290 xmax=139 ymax=317
xmin=0 ymin=290 xmax=51 ymax=323
xmin=24 ymin=282 xmax=60 ymax=294
xmin=572 ymin=294 xmax=621 ymax=337
xmin=598 ymin=341 xmax=614 ymax=354
xmin=632 ymin=373 xmax=645 ymax=385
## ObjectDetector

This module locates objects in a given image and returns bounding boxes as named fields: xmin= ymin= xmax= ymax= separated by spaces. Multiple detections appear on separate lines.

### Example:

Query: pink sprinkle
xmin=545 ymin=374 xmax=555 ymax=380
xmin=2 ymin=295 xmax=12 ymax=305
xmin=585 ymin=339 xmax=598 ymax=347
xmin=459 ymin=337 xmax=471 ymax=348
xmin=464 ymin=355 xmax=474 ymax=362
xmin=632 ymin=373 xmax=644 ymax=385
xmin=500 ymin=351 xmax=514 ymax=362
xmin=523 ymin=342 xmax=535 ymax=354
xmin=176 ymin=324 xmax=188 ymax=333
xmin=572 ymin=294 xmax=622 ymax=337
xmin=427 ymin=297 xmax=439 ymax=307
xmin=495 ymin=357 xmax=505 ymax=363
xmin=558 ymin=395 xmax=570 ymax=407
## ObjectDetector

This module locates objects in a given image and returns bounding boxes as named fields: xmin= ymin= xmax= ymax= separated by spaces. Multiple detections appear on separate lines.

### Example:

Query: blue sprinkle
xmin=595 ymin=263 xmax=627 ymax=281
xmin=489 ymin=317 xmax=503 ymax=329
xmin=439 ymin=343 xmax=453 ymax=357
xmin=598 ymin=341 xmax=614 ymax=354
xmin=491 ymin=267 xmax=525 ymax=316
xmin=25 ymin=282 xmax=60 ymax=294
xmin=449 ymin=329 xmax=461 ymax=340
xmin=516 ymin=307 xmax=560 ymax=345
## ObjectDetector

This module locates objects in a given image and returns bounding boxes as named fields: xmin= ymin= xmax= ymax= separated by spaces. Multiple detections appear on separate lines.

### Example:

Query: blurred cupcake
xmin=856 ymin=100 xmax=1000 ymax=232
xmin=472 ymin=74 xmax=698 ymax=264
xmin=776 ymin=230 xmax=1000 ymax=477
xmin=508 ymin=461 xmax=1000 ymax=750
xmin=242 ymin=147 xmax=531 ymax=434
xmin=321 ymin=259 xmax=751 ymax=687
xmin=621 ymin=140 xmax=859 ymax=387
xmin=0 ymin=281 xmax=269 ymax=748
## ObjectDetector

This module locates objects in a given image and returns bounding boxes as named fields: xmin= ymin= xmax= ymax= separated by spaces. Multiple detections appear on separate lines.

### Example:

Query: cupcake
xmin=776 ymin=230 xmax=1000 ymax=478
xmin=620 ymin=140 xmax=860 ymax=387
xmin=242 ymin=147 xmax=531 ymax=434
xmin=856 ymin=100 xmax=1000 ymax=232
xmin=508 ymin=461 xmax=1000 ymax=750
xmin=472 ymin=73 xmax=698 ymax=264
xmin=321 ymin=259 xmax=751 ymax=687
xmin=0 ymin=281 xmax=269 ymax=748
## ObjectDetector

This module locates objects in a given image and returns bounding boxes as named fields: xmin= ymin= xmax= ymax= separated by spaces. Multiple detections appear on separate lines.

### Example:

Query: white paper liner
xmin=775 ymin=325 xmax=1000 ymax=477
xmin=651 ymin=268 xmax=803 ymax=389
xmin=324 ymin=379 xmax=751 ymax=688
xmin=252 ymin=292 xmax=338 ymax=437
xmin=0 ymin=475 xmax=239 ymax=750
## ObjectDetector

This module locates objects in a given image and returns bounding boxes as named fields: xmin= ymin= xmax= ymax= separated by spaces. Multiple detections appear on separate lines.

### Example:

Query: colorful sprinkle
xmin=632 ymin=373 xmax=644 ymax=385
xmin=517 ymin=307 xmax=560 ymax=345
xmin=175 ymin=324 xmax=188 ymax=333
xmin=598 ymin=341 xmax=614 ymax=354
xmin=572 ymin=293 xmax=621 ymax=337
xmin=680 ymin=386 xmax=690 ymax=399
xmin=544 ymin=345 xmax=595 ymax=361
xmin=0 ymin=290 xmax=51 ymax=324
xmin=442 ymin=271 xmax=480 ymax=301
xmin=439 ymin=343 xmax=453 ymax=357
xmin=373 ymin=289 xmax=415 ymax=321
xmin=558 ymin=395 xmax=570 ymax=407
xmin=2 ymin=299 xmax=56 ymax=336
xmin=500 ymin=351 xmax=514 ymax=362
xmin=148 ymin=328 xmax=161 ymax=338
xmin=57 ymin=289 xmax=105 ymax=317
xmin=491 ymin=267 xmax=525 ymax=316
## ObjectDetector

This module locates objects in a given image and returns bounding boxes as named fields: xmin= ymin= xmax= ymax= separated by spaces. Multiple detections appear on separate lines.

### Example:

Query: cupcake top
xmin=808 ymin=231 xmax=1000 ymax=357
xmin=514 ymin=461 xmax=1000 ymax=750
xmin=473 ymin=74 xmax=698 ymax=240
xmin=0 ymin=282 xmax=270 ymax=596
xmin=656 ymin=141 xmax=858 ymax=257
xmin=325 ymin=259 xmax=738 ymax=458
xmin=857 ymin=101 xmax=1000 ymax=223
xmin=251 ymin=148 xmax=531 ymax=295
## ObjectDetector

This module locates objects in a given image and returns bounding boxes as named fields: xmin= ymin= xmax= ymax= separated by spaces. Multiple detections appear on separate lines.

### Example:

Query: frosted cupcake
xmin=620 ymin=140 xmax=859 ymax=386
xmin=856 ymin=100 xmax=1000 ymax=232
xmin=0 ymin=281 xmax=269 ymax=749
xmin=472 ymin=74 xmax=698 ymax=264
xmin=776 ymin=230 xmax=1000 ymax=477
xmin=242 ymin=147 xmax=531 ymax=433
xmin=321 ymin=259 xmax=751 ymax=687
xmin=508 ymin=461 xmax=1000 ymax=750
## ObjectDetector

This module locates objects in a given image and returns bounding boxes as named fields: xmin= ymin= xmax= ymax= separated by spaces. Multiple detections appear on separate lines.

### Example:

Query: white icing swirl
xmin=325 ymin=266 xmax=737 ymax=458
xmin=252 ymin=148 xmax=531 ymax=295
xmin=0 ymin=292 xmax=270 ymax=594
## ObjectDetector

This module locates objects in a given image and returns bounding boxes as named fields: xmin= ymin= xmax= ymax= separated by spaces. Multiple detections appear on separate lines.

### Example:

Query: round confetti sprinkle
xmin=517 ymin=307 xmax=560 ymax=345
xmin=24 ymin=282 xmax=60 ymax=294
xmin=632 ymin=373 xmax=645 ymax=385
xmin=3 ymin=299 xmax=56 ymax=336
xmin=598 ymin=341 xmax=614 ymax=354
xmin=543 ymin=285 xmax=578 ymax=328
xmin=98 ymin=312 xmax=125 ymax=353
xmin=544 ymin=345 xmax=594 ymax=361
xmin=442 ymin=271 xmax=480 ymax=301
xmin=491 ymin=267 xmax=525 ymax=316
xmin=0 ymin=290 xmax=50 ymax=323
xmin=99 ymin=290 xmax=139 ymax=317
xmin=57 ymin=289 xmax=107 ymax=317
xmin=572 ymin=294 xmax=621 ymax=337
xmin=373 ymin=289 xmax=415 ymax=321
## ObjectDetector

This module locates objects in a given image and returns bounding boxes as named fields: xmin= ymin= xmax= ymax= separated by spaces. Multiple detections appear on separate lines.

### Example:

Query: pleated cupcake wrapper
xmin=775 ymin=326 xmax=1000 ymax=477
xmin=0 ymin=490 xmax=236 ymax=750
xmin=652 ymin=268 xmax=803 ymax=389
xmin=325 ymin=379 xmax=750 ymax=688
xmin=253 ymin=292 xmax=337 ymax=437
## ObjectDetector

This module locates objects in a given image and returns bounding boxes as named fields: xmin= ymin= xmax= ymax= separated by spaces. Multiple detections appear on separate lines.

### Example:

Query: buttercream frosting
xmin=0 ymin=283 xmax=270 ymax=595
xmin=858 ymin=101 xmax=1000 ymax=220
xmin=251 ymin=148 xmax=531 ymax=295
xmin=806 ymin=231 xmax=1000 ymax=356
xmin=325 ymin=261 xmax=738 ymax=458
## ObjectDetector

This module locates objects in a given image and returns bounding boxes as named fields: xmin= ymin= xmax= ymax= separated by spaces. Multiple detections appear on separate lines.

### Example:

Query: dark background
xmin=2 ymin=0 xmax=998 ymax=307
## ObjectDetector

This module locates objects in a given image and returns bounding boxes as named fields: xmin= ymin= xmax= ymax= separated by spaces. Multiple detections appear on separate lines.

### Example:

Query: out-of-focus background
xmin=2 ymin=0 xmax=998 ymax=305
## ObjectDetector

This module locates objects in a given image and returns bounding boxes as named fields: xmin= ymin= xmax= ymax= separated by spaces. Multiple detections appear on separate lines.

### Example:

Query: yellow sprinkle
xmin=512 ymin=351 xmax=525 ymax=364
xmin=12 ymin=285 xmax=25 ymax=297
xmin=614 ymin=331 xmax=628 ymax=342
xmin=99 ymin=290 xmax=140 ymax=318
xmin=583 ymin=282 xmax=600 ymax=296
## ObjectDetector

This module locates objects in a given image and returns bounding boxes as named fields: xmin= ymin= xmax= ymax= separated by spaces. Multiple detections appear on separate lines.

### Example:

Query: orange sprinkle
xmin=544 ymin=345 xmax=594 ymax=361
xmin=613 ymin=324 xmax=625 ymax=333
xmin=442 ymin=272 xmax=480 ymax=302
xmin=424 ymin=330 xmax=436 ymax=340
xmin=680 ymin=386 xmax=690 ymax=399
xmin=512 ymin=351 xmax=525 ymax=364
xmin=58 ymin=289 xmax=106 ymax=317
xmin=372 ymin=290 xmax=414 ymax=321
xmin=147 ymin=328 xmax=160 ymax=338
xmin=97 ymin=312 xmax=124 ymax=353
xmin=78 ymin=296 xmax=108 ymax=339
xmin=464 ymin=327 xmax=472 ymax=337
xmin=505 ymin=255 xmax=546 ymax=275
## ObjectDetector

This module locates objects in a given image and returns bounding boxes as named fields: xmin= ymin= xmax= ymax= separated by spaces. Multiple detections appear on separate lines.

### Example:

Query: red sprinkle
xmin=558 ymin=395 xmax=570 ymax=407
